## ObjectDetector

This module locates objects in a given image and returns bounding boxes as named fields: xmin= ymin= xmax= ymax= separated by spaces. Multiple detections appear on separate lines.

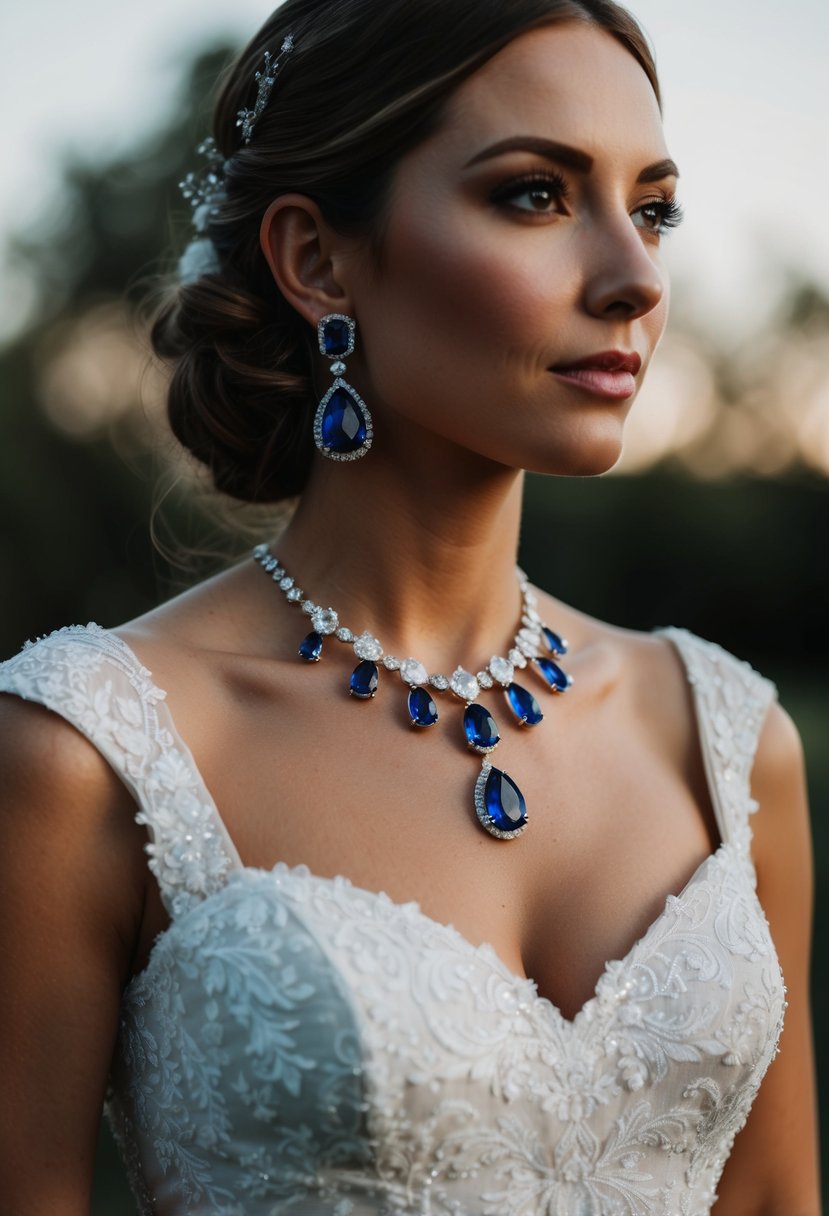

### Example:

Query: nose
xmin=581 ymin=218 xmax=666 ymax=322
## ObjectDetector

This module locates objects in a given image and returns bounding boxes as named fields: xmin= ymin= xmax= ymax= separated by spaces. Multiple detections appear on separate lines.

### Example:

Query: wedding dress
xmin=0 ymin=623 xmax=785 ymax=1216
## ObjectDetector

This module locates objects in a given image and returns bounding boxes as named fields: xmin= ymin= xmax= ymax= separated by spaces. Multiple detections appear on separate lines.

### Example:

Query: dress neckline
xmin=128 ymin=841 xmax=735 ymax=1031
xmin=79 ymin=622 xmax=734 ymax=1025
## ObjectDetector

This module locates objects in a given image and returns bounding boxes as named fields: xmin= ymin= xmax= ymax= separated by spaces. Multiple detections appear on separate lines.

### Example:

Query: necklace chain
xmin=252 ymin=544 xmax=572 ymax=840
xmin=253 ymin=544 xmax=554 ymax=697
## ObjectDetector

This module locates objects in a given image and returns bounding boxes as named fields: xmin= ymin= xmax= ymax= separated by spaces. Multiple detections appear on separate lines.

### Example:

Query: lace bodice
xmin=0 ymin=624 xmax=786 ymax=1215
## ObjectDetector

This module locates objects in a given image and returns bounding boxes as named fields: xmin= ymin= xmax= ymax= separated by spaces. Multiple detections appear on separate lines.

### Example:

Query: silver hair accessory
xmin=176 ymin=35 xmax=295 ymax=285
xmin=236 ymin=35 xmax=295 ymax=145
xmin=177 ymin=138 xmax=227 ymax=284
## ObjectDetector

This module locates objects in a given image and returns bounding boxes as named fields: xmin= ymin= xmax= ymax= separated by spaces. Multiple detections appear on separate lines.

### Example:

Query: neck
xmin=274 ymin=441 xmax=526 ymax=674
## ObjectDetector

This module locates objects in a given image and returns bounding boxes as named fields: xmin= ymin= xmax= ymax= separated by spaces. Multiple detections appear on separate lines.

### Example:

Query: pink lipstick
xmin=550 ymin=350 xmax=641 ymax=400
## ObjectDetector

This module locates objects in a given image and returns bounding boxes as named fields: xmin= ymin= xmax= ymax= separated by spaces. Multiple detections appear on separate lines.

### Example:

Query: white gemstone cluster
xmin=312 ymin=607 xmax=339 ymax=635
xmin=400 ymin=659 xmax=428 ymax=686
xmin=353 ymin=631 xmax=383 ymax=661
xmin=449 ymin=668 xmax=480 ymax=702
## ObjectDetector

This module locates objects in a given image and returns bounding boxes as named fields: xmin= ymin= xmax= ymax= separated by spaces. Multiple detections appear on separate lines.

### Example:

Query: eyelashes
xmin=641 ymin=194 xmax=685 ymax=233
xmin=490 ymin=171 xmax=685 ymax=236
xmin=490 ymin=170 xmax=571 ymax=212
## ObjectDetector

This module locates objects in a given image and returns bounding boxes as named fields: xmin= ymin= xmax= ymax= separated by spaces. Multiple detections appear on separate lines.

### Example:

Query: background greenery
xmin=1 ymin=47 xmax=825 ymax=1212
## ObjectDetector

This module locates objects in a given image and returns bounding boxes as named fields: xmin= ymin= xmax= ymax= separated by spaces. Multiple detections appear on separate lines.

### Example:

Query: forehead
xmin=440 ymin=21 xmax=667 ymax=164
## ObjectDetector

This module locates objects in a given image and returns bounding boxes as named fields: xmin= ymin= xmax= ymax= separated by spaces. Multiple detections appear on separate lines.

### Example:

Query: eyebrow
xmin=464 ymin=136 xmax=679 ymax=183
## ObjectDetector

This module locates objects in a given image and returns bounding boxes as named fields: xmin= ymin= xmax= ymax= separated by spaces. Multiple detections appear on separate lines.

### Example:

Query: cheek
xmin=362 ymin=203 xmax=566 ymax=386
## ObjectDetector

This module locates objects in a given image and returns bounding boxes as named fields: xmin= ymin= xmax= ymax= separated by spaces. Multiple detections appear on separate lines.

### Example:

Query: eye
xmin=635 ymin=195 xmax=685 ymax=237
xmin=490 ymin=171 xmax=570 ymax=215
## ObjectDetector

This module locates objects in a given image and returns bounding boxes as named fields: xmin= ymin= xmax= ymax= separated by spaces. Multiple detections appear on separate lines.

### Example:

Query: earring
xmin=313 ymin=313 xmax=374 ymax=461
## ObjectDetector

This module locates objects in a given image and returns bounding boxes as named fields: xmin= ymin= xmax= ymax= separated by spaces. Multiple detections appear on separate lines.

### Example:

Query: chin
xmin=529 ymin=429 xmax=625 ymax=478
xmin=513 ymin=400 xmax=630 ymax=478
xmin=569 ymin=445 xmax=624 ymax=477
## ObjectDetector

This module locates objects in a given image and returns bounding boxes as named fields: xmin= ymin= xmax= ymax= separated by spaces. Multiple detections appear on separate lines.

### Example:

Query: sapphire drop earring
xmin=313 ymin=313 xmax=374 ymax=461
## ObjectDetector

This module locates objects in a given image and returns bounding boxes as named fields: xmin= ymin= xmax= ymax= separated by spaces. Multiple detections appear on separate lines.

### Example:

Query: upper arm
xmin=0 ymin=693 xmax=146 ymax=1215
xmin=713 ymin=700 xmax=821 ymax=1215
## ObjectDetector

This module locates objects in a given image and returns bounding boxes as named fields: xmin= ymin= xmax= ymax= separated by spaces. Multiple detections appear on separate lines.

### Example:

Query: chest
xmin=134 ymin=647 xmax=719 ymax=1022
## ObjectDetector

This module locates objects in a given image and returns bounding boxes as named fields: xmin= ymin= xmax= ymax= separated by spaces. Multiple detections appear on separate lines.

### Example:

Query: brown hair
xmin=151 ymin=0 xmax=660 ymax=503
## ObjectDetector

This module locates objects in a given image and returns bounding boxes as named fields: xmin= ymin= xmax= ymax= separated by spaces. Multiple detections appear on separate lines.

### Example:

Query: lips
xmin=549 ymin=349 xmax=641 ymax=401
xmin=552 ymin=350 xmax=642 ymax=376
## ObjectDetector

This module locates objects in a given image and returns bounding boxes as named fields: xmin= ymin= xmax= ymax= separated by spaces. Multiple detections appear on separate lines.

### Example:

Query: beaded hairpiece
xmin=236 ymin=35 xmax=295 ymax=145
xmin=176 ymin=35 xmax=295 ymax=284
xmin=177 ymin=138 xmax=226 ymax=282
xmin=179 ymin=139 xmax=226 ymax=230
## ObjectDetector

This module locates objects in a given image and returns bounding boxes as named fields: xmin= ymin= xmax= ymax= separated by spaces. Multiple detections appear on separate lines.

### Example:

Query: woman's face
xmin=348 ymin=20 xmax=679 ymax=477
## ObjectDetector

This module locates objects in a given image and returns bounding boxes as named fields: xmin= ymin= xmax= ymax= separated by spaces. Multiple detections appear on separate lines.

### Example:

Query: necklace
xmin=253 ymin=544 xmax=572 ymax=840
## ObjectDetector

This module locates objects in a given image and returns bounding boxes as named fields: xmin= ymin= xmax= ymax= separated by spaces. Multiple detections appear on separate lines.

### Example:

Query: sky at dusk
xmin=1 ymin=0 xmax=827 ymax=343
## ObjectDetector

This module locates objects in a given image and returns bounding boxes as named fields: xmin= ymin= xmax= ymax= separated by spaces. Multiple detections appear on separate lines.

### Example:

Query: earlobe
xmin=259 ymin=194 xmax=351 ymax=326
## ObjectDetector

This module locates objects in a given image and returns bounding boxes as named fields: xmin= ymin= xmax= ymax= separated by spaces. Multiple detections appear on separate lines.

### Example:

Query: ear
xmin=260 ymin=195 xmax=352 ymax=327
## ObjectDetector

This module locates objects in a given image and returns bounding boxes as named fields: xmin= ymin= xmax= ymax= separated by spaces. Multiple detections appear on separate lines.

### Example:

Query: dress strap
xmin=657 ymin=627 xmax=777 ymax=861
xmin=0 ymin=623 xmax=243 ymax=917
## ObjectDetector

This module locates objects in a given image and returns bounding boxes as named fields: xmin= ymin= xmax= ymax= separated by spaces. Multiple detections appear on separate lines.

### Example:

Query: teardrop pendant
xmin=474 ymin=760 xmax=527 ymax=839
xmin=504 ymin=682 xmax=543 ymax=726
xmin=534 ymin=656 xmax=572 ymax=693
xmin=313 ymin=379 xmax=374 ymax=461
xmin=542 ymin=626 xmax=568 ymax=657
xmin=299 ymin=631 xmax=324 ymax=662
xmin=408 ymin=686 xmax=439 ymax=727
xmin=463 ymin=703 xmax=500 ymax=753
xmin=350 ymin=659 xmax=379 ymax=698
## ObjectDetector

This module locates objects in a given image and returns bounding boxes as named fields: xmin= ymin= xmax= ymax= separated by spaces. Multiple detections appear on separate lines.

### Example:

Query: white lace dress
xmin=0 ymin=624 xmax=786 ymax=1216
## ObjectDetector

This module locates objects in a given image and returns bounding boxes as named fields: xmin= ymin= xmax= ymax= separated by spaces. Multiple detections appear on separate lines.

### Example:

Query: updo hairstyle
xmin=151 ymin=0 xmax=660 ymax=503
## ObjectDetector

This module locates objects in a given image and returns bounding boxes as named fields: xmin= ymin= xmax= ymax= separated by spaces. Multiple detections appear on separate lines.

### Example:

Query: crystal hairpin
xmin=176 ymin=34 xmax=295 ymax=285
xmin=179 ymin=138 xmax=227 ymax=233
xmin=176 ymin=137 xmax=227 ymax=283
xmin=236 ymin=35 xmax=295 ymax=145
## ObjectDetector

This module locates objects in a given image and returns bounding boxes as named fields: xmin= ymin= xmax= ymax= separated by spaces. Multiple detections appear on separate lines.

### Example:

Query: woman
xmin=0 ymin=0 xmax=820 ymax=1212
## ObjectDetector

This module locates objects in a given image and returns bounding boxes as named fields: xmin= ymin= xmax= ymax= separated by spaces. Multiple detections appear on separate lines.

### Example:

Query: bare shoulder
xmin=1 ymin=690 xmax=123 ymax=796
xmin=0 ymin=692 xmax=147 ymax=977
xmin=0 ymin=694 xmax=149 ymax=1203
xmin=752 ymin=697 xmax=805 ymax=791
xmin=749 ymin=697 xmax=812 ymax=881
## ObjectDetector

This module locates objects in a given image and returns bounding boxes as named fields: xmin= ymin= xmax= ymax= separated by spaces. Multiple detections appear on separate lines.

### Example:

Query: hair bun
xmin=153 ymin=273 xmax=314 ymax=502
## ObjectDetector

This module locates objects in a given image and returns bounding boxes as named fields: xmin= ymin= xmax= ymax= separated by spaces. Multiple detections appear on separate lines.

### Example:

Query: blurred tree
xmin=0 ymin=45 xmax=242 ymax=653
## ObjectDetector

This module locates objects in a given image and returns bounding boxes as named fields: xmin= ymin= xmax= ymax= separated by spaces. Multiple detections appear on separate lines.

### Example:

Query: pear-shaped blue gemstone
xmin=299 ymin=631 xmax=323 ymax=662
xmin=542 ymin=626 xmax=568 ymax=656
xmin=322 ymin=317 xmax=352 ymax=358
xmin=350 ymin=660 xmax=378 ymax=699
xmin=485 ymin=767 xmax=527 ymax=832
xmin=505 ymin=682 xmax=543 ymax=725
xmin=534 ymin=656 xmax=571 ymax=693
xmin=408 ymin=686 xmax=438 ymax=727
xmin=464 ymin=703 xmax=500 ymax=752
xmin=321 ymin=387 xmax=368 ymax=453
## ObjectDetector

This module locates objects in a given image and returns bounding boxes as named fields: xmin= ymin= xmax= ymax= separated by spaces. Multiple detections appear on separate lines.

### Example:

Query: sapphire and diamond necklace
xmin=253 ymin=544 xmax=572 ymax=840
